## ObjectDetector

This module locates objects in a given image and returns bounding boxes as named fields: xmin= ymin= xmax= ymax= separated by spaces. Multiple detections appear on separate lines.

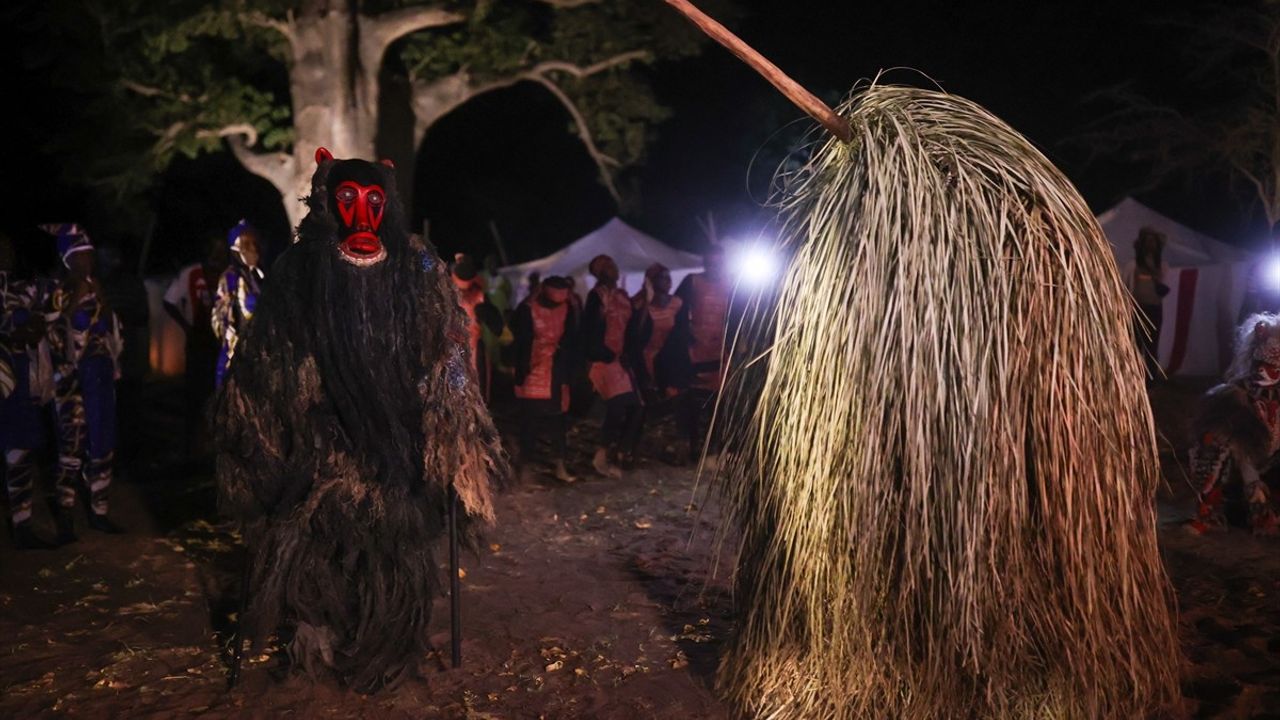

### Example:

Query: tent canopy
xmin=499 ymin=218 xmax=703 ymax=303
xmin=1099 ymin=197 xmax=1254 ymax=377
xmin=1099 ymin=197 xmax=1249 ymax=268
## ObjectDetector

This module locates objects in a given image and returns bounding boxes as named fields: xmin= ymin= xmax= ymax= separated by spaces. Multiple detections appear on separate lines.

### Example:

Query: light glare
xmin=1264 ymin=255 xmax=1280 ymax=291
xmin=733 ymin=243 xmax=778 ymax=287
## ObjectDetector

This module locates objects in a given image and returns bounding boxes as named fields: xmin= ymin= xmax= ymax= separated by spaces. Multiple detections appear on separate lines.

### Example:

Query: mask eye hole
xmin=367 ymin=190 xmax=384 ymax=207
xmin=335 ymin=186 xmax=357 ymax=204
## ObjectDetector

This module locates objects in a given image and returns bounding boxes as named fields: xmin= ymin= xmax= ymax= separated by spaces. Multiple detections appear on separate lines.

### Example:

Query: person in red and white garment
xmin=583 ymin=255 xmax=642 ymax=477
xmin=512 ymin=276 xmax=579 ymax=483
xmin=673 ymin=246 xmax=731 ymax=461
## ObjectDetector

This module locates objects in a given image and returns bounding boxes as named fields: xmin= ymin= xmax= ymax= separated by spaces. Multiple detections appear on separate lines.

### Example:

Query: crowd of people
xmin=1 ymin=225 xmax=128 ymax=548
xmin=0 ymin=220 xmax=263 ymax=549
xmin=2 ymin=216 xmax=734 ymax=548
xmin=453 ymin=246 xmax=733 ymax=483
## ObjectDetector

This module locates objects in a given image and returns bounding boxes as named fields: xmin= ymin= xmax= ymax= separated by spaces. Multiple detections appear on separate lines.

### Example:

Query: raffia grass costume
xmin=714 ymin=85 xmax=1180 ymax=719
xmin=215 ymin=153 xmax=504 ymax=691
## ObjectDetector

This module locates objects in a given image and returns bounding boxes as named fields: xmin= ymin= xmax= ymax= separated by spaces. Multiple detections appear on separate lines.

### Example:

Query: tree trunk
xmin=278 ymin=7 xmax=376 ymax=229
xmin=229 ymin=3 xmax=463 ymax=232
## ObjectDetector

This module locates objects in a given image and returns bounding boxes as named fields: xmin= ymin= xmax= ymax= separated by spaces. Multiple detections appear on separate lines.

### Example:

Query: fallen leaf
xmin=633 ymin=518 xmax=652 ymax=529
xmin=545 ymin=660 xmax=563 ymax=672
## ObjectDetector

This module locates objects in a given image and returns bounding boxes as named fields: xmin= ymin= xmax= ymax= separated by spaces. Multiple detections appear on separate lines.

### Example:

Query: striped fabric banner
xmin=1165 ymin=267 xmax=1199 ymax=375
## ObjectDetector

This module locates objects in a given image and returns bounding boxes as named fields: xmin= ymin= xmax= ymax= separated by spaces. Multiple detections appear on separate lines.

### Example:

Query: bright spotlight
xmin=1264 ymin=254 xmax=1280 ymax=291
xmin=732 ymin=243 xmax=779 ymax=287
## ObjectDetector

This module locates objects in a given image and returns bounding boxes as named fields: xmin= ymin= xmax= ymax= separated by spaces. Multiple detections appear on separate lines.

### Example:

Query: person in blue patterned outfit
xmin=1 ymin=233 xmax=58 ymax=548
xmin=44 ymin=223 xmax=124 ymax=541
xmin=212 ymin=219 xmax=264 ymax=388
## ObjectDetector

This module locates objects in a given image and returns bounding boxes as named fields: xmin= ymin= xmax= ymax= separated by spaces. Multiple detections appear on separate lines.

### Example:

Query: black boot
xmin=54 ymin=509 xmax=78 ymax=545
xmin=12 ymin=522 xmax=58 ymax=550
xmin=86 ymin=511 xmax=125 ymax=535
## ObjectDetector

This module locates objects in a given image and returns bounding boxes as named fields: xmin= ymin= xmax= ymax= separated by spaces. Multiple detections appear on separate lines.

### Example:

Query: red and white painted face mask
xmin=315 ymin=147 xmax=395 ymax=267
xmin=333 ymin=180 xmax=386 ymax=264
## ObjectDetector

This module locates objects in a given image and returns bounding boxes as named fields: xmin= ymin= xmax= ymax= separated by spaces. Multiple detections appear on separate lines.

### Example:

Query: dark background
xmin=0 ymin=0 xmax=1245 ymax=274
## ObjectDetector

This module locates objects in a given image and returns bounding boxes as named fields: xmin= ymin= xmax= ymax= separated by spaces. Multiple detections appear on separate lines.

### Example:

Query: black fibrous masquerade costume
xmin=214 ymin=148 xmax=506 ymax=690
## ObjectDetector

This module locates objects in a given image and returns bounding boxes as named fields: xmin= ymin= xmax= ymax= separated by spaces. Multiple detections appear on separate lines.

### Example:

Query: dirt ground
xmin=2 ymin=377 xmax=1279 ymax=719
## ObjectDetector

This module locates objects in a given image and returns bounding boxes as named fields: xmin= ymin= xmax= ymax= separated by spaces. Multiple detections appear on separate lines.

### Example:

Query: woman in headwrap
xmin=583 ymin=255 xmax=641 ymax=476
xmin=212 ymin=219 xmax=264 ymax=389
xmin=512 ymin=276 xmax=578 ymax=483
xmin=46 ymin=223 xmax=124 ymax=540
xmin=629 ymin=263 xmax=690 ymax=462
xmin=631 ymin=264 xmax=684 ymax=392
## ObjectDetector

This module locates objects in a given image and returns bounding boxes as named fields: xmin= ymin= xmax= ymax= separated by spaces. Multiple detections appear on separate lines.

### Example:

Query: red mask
xmin=315 ymin=147 xmax=395 ymax=267
xmin=334 ymin=180 xmax=386 ymax=257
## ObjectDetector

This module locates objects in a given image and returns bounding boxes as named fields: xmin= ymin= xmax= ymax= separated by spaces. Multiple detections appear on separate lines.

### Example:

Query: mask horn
xmin=380 ymin=158 xmax=395 ymax=169
xmin=315 ymin=147 xmax=334 ymax=164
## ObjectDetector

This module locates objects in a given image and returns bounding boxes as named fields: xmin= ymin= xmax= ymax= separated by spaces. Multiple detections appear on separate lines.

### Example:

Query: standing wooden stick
xmin=227 ymin=556 xmax=252 ymax=689
xmin=663 ymin=0 xmax=851 ymax=143
xmin=448 ymin=486 xmax=462 ymax=669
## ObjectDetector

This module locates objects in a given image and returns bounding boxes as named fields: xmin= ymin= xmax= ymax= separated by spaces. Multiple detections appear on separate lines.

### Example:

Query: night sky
xmin=2 ymin=0 xmax=1248 ymax=274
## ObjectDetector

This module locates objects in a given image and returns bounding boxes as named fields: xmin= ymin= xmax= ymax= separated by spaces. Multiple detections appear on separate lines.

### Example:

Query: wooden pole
xmin=227 ymin=556 xmax=252 ymax=689
xmin=662 ymin=0 xmax=851 ymax=143
xmin=448 ymin=486 xmax=462 ymax=669
xmin=488 ymin=220 xmax=510 ymax=266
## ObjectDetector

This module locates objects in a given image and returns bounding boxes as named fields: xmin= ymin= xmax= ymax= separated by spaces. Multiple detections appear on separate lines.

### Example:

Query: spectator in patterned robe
xmin=45 ymin=223 xmax=124 ymax=541
xmin=1 ymin=233 xmax=57 ymax=548
xmin=212 ymin=220 xmax=264 ymax=389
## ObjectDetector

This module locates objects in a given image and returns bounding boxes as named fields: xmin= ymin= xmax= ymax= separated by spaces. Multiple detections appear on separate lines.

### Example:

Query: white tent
xmin=499 ymin=218 xmax=703 ymax=305
xmin=1099 ymin=197 xmax=1254 ymax=376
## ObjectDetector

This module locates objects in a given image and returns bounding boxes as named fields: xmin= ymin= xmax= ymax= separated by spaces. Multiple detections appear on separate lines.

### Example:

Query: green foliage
xmin=32 ymin=0 xmax=727 ymax=213
xmin=399 ymin=0 xmax=715 ymax=174
xmin=26 ymin=0 xmax=292 ymax=202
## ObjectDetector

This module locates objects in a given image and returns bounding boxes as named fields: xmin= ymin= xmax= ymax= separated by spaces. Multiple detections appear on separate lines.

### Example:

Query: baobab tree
xmin=53 ymin=0 xmax=715 ymax=229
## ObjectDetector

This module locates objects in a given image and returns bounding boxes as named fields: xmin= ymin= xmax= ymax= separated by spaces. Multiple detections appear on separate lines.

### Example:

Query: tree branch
xmin=411 ymin=50 xmax=652 ymax=207
xmin=200 ymin=124 xmax=296 ymax=195
xmin=535 ymin=0 xmax=604 ymax=7
xmin=362 ymin=5 xmax=467 ymax=70
xmin=241 ymin=10 xmax=295 ymax=50
xmin=529 ymin=50 xmax=651 ymax=79
xmin=524 ymin=74 xmax=622 ymax=204
xmin=121 ymin=80 xmax=199 ymax=103
xmin=121 ymin=79 xmax=165 ymax=97
xmin=241 ymin=12 xmax=290 ymax=38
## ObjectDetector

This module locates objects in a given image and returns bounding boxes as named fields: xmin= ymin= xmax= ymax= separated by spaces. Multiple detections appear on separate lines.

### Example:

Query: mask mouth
xmin=339 ymin=231 xmax=386 ymax=266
